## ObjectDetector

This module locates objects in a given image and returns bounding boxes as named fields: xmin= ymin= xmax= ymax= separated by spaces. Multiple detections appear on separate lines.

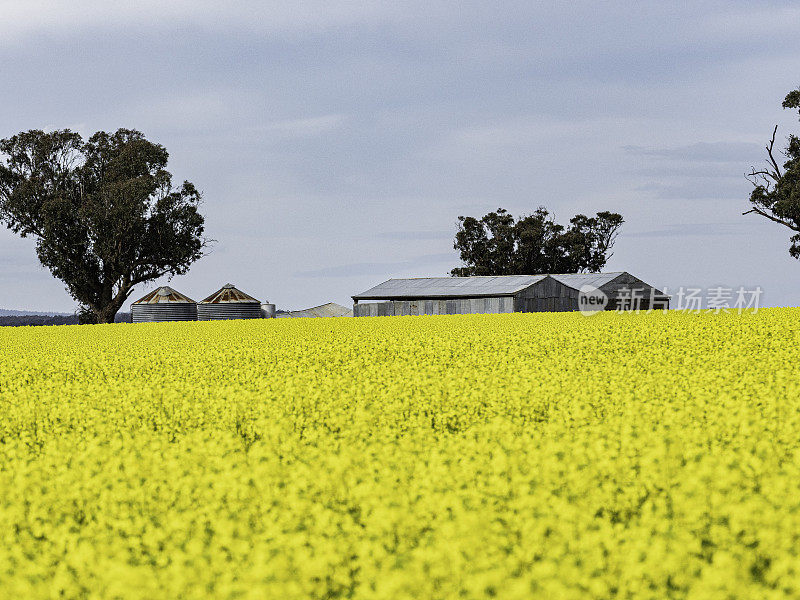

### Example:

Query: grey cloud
xmin=295 ymin=253 xmax=455 ymax=278
xmin=629 ymin=164 xmax=752 ymax=179
xmin=625 ymin=222 xmax=752 ymax=238
xmin=624 ymin=142 xmax=763 ymax=163
xmin=0 ymin=2 xmax=411 ymax=45
xmin=634 ymin=181 xmax=751 ymax=200
xmin=379 ymin=231 xmax=453 ymax=241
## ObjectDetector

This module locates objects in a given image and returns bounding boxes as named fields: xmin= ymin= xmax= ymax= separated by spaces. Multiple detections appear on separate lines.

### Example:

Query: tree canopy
xmin=0 ymin=128 xmax=206 ymax=323
xmin=745 ymin=87 xmax=800 ymax=258
xmin=451 ymin=207 xmax=623 ymax=277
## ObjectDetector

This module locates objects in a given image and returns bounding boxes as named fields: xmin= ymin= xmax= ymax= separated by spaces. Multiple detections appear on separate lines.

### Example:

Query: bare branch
xmin=766 ymin=124 xmax=782 ymax=179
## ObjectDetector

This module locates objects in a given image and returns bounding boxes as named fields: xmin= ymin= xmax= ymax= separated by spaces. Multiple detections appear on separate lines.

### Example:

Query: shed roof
xmin=132 ymin=286 xmax=196 ymax=304
xmin=200 ymin=283 xmax=260 ymax=304
xmin=352 ymin=272 xmax=636 ymax=300
xmin=353 ymin=275 xmax=548 ymax=299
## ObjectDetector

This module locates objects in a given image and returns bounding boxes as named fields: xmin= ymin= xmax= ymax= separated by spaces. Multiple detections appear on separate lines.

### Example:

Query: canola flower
xmin=0 ymin=309 xmax=799 ymax=599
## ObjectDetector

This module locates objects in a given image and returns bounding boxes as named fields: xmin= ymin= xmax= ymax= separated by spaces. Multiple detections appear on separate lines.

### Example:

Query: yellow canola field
xmin=0 ymin=309 xmax=799 ymax=599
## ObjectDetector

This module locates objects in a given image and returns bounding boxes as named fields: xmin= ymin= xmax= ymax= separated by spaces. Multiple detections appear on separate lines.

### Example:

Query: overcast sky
xmin=2 ymin=1 xmax=800 ymax=312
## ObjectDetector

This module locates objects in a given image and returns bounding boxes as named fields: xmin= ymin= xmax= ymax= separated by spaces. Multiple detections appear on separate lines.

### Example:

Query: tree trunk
xmin=95 ymin=308 xmax=116 ymax=324
xmin=93 ymin=292 xmax=129 ymax=324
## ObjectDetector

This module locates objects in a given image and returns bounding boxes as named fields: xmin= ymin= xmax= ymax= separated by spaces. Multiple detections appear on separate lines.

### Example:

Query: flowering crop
xmin=0 ymin=309 xmax=799 ymax=599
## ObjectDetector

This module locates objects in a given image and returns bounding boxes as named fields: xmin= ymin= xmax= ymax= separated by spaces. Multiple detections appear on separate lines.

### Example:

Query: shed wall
xmin=353 ymin=296 xmax=513 ymax=317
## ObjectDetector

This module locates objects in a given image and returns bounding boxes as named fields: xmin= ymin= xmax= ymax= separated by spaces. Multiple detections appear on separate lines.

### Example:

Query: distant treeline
xmin=0 ymin=313 xmax=132 ymax=327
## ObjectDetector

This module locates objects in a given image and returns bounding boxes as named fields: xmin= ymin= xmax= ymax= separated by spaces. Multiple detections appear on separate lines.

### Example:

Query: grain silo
xmin=131 ymin=286 xmax=198 ymax=323
xmin=197 ymin=283 xmax=263 ymax=320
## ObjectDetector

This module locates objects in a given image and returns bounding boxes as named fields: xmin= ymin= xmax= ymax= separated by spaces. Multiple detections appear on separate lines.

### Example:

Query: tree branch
xmin=743 ymin=207 xmax=798 ymax=231
xmin=766 ymin=124 xmax=782 ymax=179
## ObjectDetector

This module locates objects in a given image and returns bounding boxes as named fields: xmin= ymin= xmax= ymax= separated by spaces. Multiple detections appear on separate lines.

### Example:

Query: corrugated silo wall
xmin=513 ymin=279 xmax=579 ymax=312
xmin=132 ymin=304 xmax=198 ymax=323
xmin=197 ymin=304 xmax=263 ymax=320
xmin=354 ymin=297 xmax=514 ymax=317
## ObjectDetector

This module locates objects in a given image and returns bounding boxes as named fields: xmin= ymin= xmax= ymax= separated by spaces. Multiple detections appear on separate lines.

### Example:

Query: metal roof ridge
xmin=296 ymin=302 xmax=343 ymax=310
xmin=545 ymin=271 xmax=624 ymax=276
xmin=200 ymin=284 xmax=261 ymax=304
xmin=449 ymin=274 xmax=543 ymax=278
xmin=380 ymin=274 xmax=548 ymax=281
xmin=132 ymin=286 xmax=196 ymax=304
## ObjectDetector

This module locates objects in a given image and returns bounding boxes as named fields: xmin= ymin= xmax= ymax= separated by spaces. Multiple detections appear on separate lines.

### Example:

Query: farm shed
xmin=352 ymin=272 xmax=668 ymax=317
xmin=131 ymin=286 xmax=197 ymax=323
xmin=197 ymin=284 xmax=263 ymax=321
xmin=277 ymin=302 xmax=353 ymax=318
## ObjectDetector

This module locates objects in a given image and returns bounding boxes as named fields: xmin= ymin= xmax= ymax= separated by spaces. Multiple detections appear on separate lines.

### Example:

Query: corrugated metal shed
xmin=197 ymin=284 xmax=263 ymax=321
xmin=352 ymin=272 xmax=668 ymax=316
xmin=353 ymin=273 xmax=638 ymax=299
xmin=277 ymin=303 xmax=353 ymax=318
xmin=353 ymin=275 xmax=548 ymax=300
xmin=131 ymin=286 xmax=197 ymax=322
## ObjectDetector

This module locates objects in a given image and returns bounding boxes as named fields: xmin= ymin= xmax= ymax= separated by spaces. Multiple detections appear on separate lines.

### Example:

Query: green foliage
xmin=451 ymin=207 xmax=623 ymax=276
xmin=0 ymin=129 xmax=206 ymax=323
xmin=746 ymin=87 xmax=800 ymax=257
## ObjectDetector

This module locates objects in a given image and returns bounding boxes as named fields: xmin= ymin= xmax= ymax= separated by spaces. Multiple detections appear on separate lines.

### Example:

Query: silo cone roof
xmin=200 ymin=283 xmax=261 ymax=304
xmin=133 ymin=286 xmax=196 ymax=304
